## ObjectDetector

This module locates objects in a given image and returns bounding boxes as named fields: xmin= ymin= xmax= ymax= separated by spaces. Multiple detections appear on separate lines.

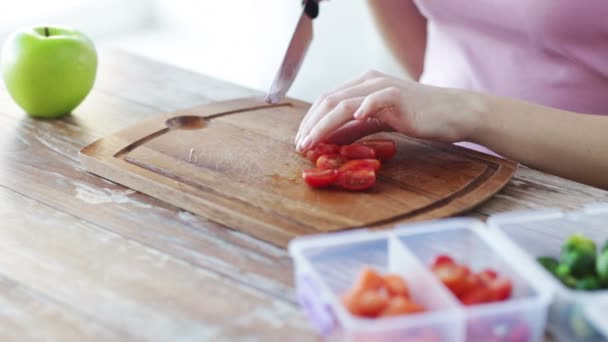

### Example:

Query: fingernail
xmin=301 ymin=135 xmax=312 ymax=150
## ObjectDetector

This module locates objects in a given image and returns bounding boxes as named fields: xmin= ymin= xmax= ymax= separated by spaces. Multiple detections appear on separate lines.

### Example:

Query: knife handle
xmin=303 ymin=0 xmax=319 ymax=19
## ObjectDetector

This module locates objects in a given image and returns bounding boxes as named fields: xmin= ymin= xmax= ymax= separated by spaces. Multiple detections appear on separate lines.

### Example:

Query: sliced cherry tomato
xmin=432 ymin=263 xmax=469 ymax=295
xmin=343 ymin=289 xmax=389 ymax=317
xmin=316 ymin=154 xmax=346 ymax=169
xmin=460 ymin=286 xmax=493 ymax=306
xmin=336 ymin=169 xmax=376 ymax=191
xmin=303 ymin=143 xmax=340 ymax=163
xmin=479 ymin=269 xmax=498 ymax=285
xmin=340 ymin=144 xmax=376 ymax=160
xmin=431 ymin=255 xmax=456 ymax=268
xmin=351 ymin=267 xmax=386 ymax=292
xmin=487 ymin=278 xmax=513 ymax=301
xmin=383 ymin=274 xmax=410 ymax=297
xmin=379 ymin=296 xmax=425 ymax=317
xmin=315 ymin=142 xmax=340 ymax=155
xmin=339 ymin=159 xmax=381 ymax=172
xmin=301 ymin=168 xmax=338 ymax=188
xmin=455 ymin=273 xmax=482 ymax=298
xmin=304 ymin=149 xmax=322 ymax=163
xmin=359 ymin=139 xmax=396 ymax=161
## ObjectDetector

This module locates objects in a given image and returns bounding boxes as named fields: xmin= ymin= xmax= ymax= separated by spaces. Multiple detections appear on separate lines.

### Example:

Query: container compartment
xmin=290 ymin=231 xmax=462 ymax=341
xmin=395 ymin=219 xmax=549 ymax=342
xmin=488 ymin=207 xmax=608 ymax=342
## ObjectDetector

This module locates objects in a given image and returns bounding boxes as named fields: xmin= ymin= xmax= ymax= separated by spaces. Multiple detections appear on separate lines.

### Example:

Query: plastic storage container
xmin=289 ymin=218 xmax=551 ymax=342
xmin=488 ymin=205 xmax=608 ymax=342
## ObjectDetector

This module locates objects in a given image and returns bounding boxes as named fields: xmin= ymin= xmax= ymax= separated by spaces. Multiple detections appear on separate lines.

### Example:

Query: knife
xmin=265 ymin=0 xmax=320 ymax=104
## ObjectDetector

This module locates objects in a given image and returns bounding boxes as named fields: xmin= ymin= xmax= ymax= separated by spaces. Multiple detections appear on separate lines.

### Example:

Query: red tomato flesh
xmin=316 ymin=154 xmax=346 ymax=169
xmin=336 ymin=169 xmax=376 ymax=191
xmin=340 ymin=144 xmax=376 ymax=160
xmin=359 ymin=139 xmax=396 ymax=161
xmin=339 ymin=159 xmax=381 ymax=172
xmin=302 ymin=168 xmax=338 ymax=188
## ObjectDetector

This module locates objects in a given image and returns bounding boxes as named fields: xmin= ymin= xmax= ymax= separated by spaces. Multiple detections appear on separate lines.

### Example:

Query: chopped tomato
xmin=380 ymin=296 xmax=425 ymax=317
xmin=431 ymin=255 xmax=455 ymax=268
xmin=479 ymin=269 xmax=498 ymax=284
xmin=336 ymin=169 xmax=376 ymax=191
xmin=383 ymin=274 xmax=410 ymax=297
xmin=339 ymin=159 xmax=381 ymax=172
xmin=315 ymin=142 xmax=340 ymax=155
xmin=316 ymin=154 xmax=346 ymax=169
xmin=304 ymin=142 xmax=340 ymax=163
xmin=355 ymin=290 xmax=390 ymax=317
xmin=432 ymin=263 xmax=468 ymax=294
xmin=487 ymin=278 xmax=513 ymax=301
xmin=359 ymin=139 xmax=396 ymax=161
xmin=301 ymin=168 xmax=338 ymax=188
xmin=460 ymin=287 xmax=493 ymax=306
xmin=455 ymin=273 xmax=482 ymax=298
xmin=340 ymin=144 xmax=376 ymax=160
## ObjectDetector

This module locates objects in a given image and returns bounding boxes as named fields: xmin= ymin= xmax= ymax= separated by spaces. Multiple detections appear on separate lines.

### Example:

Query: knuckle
xmin=322 ymin=95 xmax=339 ymax=108
xmin=385 ymin=86 xmax=401 ymax=97
xmin=337 ymin=99 xmax=357 ymax=113
xmin=363 ymin=69 xmax=381 ymax=79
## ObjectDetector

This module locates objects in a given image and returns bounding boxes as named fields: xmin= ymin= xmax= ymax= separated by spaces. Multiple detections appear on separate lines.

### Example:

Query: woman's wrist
xmin=459 ymin=90 xmax=493 ymax=144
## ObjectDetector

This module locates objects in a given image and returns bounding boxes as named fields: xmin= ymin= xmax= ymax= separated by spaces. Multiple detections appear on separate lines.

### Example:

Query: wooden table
xmin=0 ymin=50 xmax=606 ymax=341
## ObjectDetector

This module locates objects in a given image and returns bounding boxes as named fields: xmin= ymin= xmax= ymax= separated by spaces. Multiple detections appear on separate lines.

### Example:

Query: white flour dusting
xmin=74 ymin=183 xmax=152 ymax=209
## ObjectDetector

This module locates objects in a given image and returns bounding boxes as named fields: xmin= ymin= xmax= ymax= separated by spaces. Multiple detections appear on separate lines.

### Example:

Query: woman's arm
xmin=472 ymin=95 xmax=608 ymax=189
xmin=295 ymin=71 xmax=608 ymax=189
xmin=367 ymin=0 xmax=427 ymax=80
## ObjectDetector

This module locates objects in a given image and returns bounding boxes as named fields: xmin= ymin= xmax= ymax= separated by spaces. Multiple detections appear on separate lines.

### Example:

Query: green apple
xmin=1 ymin=26 xmax=97 ymax=118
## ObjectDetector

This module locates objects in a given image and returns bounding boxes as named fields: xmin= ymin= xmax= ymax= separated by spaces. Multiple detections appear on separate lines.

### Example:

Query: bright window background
xmin=0 ymin=0 xmax=403 ymax=102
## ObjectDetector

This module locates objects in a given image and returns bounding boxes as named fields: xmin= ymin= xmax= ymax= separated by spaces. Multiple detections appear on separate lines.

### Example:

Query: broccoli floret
xmin=537 ymin=256 xmax=559 ymax=273
xmin=575 ymin=276 xmax=601 ymax=291
xmin=597 ymin=249 xmax=608 ymax=285
xmin=561 ymin=234 xmax=597 ymax=277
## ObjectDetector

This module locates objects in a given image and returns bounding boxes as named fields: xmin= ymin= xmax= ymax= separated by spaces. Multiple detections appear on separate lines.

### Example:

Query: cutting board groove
xmin=80 ymin=97 xmax=517 ymax=247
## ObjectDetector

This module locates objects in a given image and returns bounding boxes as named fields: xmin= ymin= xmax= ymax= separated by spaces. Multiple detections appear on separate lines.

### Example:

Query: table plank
xmin=0 ymin=186 xmax=314 ymax=340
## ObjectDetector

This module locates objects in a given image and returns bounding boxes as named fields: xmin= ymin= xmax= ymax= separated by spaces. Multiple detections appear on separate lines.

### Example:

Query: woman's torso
xmin=414 ymin=0 xmax=608 ymax=114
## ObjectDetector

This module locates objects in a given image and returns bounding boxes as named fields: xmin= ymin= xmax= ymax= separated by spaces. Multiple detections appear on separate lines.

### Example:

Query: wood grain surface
xmin=80 ymin=97 xmax=517 ymax=247
xmin=0 ymin=49 xmax=606 ymax=341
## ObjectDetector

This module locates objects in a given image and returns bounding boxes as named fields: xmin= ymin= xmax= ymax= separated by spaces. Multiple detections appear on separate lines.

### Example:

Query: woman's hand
xmin=295 ymin=70 xmax=483 ymax=152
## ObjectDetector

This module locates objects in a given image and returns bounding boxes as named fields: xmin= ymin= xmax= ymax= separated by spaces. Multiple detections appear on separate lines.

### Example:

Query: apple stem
xmin=44 ymin=27 xmax=50 ymax=37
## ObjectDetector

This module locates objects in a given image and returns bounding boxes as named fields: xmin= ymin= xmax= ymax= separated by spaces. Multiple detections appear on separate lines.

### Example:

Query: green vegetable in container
xmin=575 ymin=276 xmax=601 ymax=290
xmin=560 ymin=234 xmax=597 ymax=277
xmin=597 ymin=249 xmax=608 ymax=285
xmin=537 ymin=256 xmax=559 ymax=273
xmin=555 ymin=264 xmax=577 ymax=288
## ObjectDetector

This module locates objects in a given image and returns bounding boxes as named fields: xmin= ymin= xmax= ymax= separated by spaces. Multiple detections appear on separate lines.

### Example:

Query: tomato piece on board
xmin=432 ymin=263 xmax=469 ymax=295
xmin=359 ymin=139 xmax=396 ymax=161
xmin=379 ymin=296 xmax=425 ymax=317
xmin=340 ymin=144 xmax=376 ymax=160
xmin=339 ymin=159 xmax=381 ymax=172
xmin=304 ymin=149 xmax=322 ymax=163
xmin=487 ymin=278 xmax=513 ymax=301
xmin=315 ymin=142 xmax=340 ymax=155
xmin=316 ymin=154 xmax=346 ymax=169
xmin=336 ymin=169 xmax=376 ymax=191
xmin=431 ymin=255 xmax=456 ymax=268
xmin=301 ymin=168 xmax=338 ymax=188
xmin=383 ymin=274 xmax=410 ymax=297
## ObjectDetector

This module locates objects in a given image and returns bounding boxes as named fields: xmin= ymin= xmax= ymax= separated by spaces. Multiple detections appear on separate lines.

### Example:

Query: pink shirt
xmin=413 ymin=1 xmax=608 ymax=154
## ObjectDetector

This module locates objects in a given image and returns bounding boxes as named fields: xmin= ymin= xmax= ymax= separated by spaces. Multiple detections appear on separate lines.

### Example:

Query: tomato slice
xmin=431 ymin=255 xmax=455 ymax=268
xmin=315 ymin=142 xmax=340 ymax=155
xmin=339 ymin=159 xmax=381 ymax=172
xmin=383 ymin=274 xmax=410 ymax=297
xmin=487 ymin=278 xmax=512 ymax=301
xmin=301 ymin=168 xmax=338 ymax=188
xmin=379 ymin=296 xmax=425 ymax=317
xmin=359 ymin=139 xmax=396 ymax=161
xmin=303 ymin=143 xmax=340 ymax=163
xmin=336 ymin=169 xmax=376 ymax=191
xmin=340 ymin=144 xmax=376 ymax=160
xmin=479 ymin=269 xmax=498 ymax=285
xmin=455 ymin=273 xmax=482 ymax=298
xmin=460 ymin=286 xmax=493 ymax=306
xmin=432 ymin=263 xmax=469 ymax=295
xmin=316 ymin=154 xmax=346 ymax=169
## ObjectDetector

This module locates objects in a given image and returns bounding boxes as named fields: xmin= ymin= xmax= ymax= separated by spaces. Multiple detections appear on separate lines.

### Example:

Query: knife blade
xmin=265 ymin=6 xmax=314 ymax=104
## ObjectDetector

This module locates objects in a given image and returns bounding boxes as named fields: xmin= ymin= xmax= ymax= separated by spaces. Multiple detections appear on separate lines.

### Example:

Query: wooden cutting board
xmin=79 ymin=97 xmax=517 ymax=247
